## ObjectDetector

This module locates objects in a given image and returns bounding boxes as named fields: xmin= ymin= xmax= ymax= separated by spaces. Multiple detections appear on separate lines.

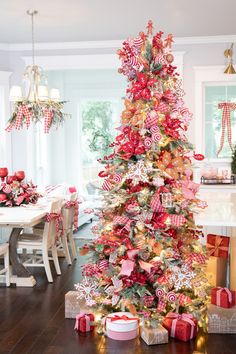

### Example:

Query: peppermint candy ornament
xmin=112 ymin=174 xmax=122 ymax=183
xmin=144 ymin=137 xmax=152 ymax=149
xmin=150 ymin=125 xmax=160 ymax=134
xmin=152 ymin=132 xmax=162 ymax=142
xmin=155 ymin=288 xmax=165 ymax=298
xmin=167 ymin=291 xmax=177 ymax=303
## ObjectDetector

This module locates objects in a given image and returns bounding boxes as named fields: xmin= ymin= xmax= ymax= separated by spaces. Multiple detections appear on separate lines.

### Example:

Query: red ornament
xmin=0 ymin=194 xmax=7 ymax=202
xmin=15 ymin=171 xmax=25 ymax=181
xmin=6 ymin=175 xmax=17 ymax=184
xmin=0 ymin=167 xmax=8 ymax=182
xmin=193 ymin=153 xmax=204 ymax=161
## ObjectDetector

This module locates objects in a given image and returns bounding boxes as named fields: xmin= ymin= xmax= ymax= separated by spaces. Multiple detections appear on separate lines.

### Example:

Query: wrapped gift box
xmin=208 ymin=304 xmax=236 ymax=333
xmin=141 ymin=324 xmax=168 ymax=345
xmin=205 ymin=256 xmax=227 ymax=287
xmin=106 ymin=312 xmax=139 ymax=340
xmin=163 ymin=313 xmax=198 ymax=342
xmin=206 ymin=234 xmax=230 ymax=259
xmin=74 ymin=313 xmax=95 ymax=333
xmin=65 ymin=291 xmax=90 ymax=319
xmin=211 ymin=287 xmax=236 ymax=308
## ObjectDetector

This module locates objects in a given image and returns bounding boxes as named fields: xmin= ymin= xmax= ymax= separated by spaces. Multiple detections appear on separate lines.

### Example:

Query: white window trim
xmin=194 ymin=65 xmax=236 ymax=163
xmin=0 ymin=71 xmax=12 ymax=168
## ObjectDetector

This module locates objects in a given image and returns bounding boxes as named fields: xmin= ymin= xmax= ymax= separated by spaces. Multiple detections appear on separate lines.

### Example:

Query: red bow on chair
xmin=65 ymin=200 xmax=79 ymax=230
xmin=45 ymin=212 xmax=64 ymax=236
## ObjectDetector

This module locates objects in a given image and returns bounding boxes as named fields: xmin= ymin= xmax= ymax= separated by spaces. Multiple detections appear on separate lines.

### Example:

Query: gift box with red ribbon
xmin=206 ymin=234 xmax=230 ymax=259
xmin=106 ymin=312 xmax=139 ymax=340
xmin=74 ymin=313 xmax=95 ymax=333
xmin=162 ymin=312 xmax=198 ymax=342
xmin=211 ymin=287 xmax=236 ymax=308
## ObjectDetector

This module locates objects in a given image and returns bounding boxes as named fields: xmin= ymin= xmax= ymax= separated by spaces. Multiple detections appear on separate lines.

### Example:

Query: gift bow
xmin=74 ymin=313 xmax=91 ymax=331
xmin=217 ymin=102 xmax=236 ymax=156
xmin=45 ymin=211 xmax=64 ymax=236
xmin=107 ymin=314 xmax=140 ymax=323
xmin=166 ymin=312 xmax=195 ymax=339
xmin=65 ymin=200 xmax=79 ymax=230
xmin=216 ymin=287 xmax=233 ymax=306
xmin=206 ymin=236 xmax=228 ymax=257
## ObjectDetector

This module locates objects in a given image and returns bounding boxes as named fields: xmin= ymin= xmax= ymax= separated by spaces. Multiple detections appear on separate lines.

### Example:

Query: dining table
xmin=195 ymin=191 xmax=236 ymax=289
xmin=0 ymin=205 xmax=47 ymax=287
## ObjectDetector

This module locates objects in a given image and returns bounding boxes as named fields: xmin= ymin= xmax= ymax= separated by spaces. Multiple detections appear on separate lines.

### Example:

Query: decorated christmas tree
xmin=79 ymin=21 xmax=209 ymax=328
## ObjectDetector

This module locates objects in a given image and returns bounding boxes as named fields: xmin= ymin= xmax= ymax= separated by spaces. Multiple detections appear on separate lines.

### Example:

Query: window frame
xmin=194 ymin=66 xmax=236 ymax=165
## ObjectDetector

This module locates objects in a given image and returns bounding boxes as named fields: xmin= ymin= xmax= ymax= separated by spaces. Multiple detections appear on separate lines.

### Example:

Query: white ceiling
xmin=0 ymin=0 xmax=235 ymax=43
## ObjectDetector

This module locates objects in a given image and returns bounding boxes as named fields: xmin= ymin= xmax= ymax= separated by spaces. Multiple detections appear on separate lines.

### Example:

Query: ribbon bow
xmin=217 ymin=102 xmax=236 ymax=156
xmin=206 ymin=235 xmax=228 ymax=257
xmin=65 ymin=200 xmax=79 ymax=230
xmin=216 ymin=287 xmax=233 ymax=306
xmin=166 ymin=312 xmax=195 ymax=339
xmin=107 ymin=314 xmax=140 ymax=323
xmin=45 ymin=211 xmax=64 ymax=236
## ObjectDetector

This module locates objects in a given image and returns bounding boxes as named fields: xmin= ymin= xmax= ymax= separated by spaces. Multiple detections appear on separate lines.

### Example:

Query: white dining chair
xmin=61 ymin=192 xmax=78 ymax=262
xmin=17 ymin=199 xmax=62 ymax=283
xmin=0 ymin=243 xmax=10 ymax=287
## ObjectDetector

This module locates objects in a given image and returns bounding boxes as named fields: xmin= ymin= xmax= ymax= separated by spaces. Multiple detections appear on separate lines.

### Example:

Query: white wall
xmin=0 ymin=39 xmax=234 ymax=182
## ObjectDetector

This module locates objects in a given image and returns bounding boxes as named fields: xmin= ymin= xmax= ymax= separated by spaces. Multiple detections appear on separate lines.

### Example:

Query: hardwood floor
xmin=0 ymin=238 xmax=236 ymax=354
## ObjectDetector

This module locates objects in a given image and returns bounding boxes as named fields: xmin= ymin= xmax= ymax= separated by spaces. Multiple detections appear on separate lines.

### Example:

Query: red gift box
xmin=163 ymin=312 xmax=198 ymax=342
xmin=211 ymin=287 xmax=236 ymax=308
xmin=206 ymin=234 xmax=230 ymax=259
xmin=74 ymin=313 xmax=95 ymax=333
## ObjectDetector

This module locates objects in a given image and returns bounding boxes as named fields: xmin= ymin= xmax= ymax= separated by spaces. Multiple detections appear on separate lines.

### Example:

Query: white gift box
xmin=106 ymin=312 xmax=139 ymax=340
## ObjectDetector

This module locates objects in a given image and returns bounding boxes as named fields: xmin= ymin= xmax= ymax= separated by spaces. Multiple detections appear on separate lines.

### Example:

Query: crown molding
xmin=0 ymin=34 xmax=235 ymax=52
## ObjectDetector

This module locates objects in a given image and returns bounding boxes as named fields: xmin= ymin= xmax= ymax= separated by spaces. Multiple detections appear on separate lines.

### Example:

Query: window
xmin=194 ymin=66 xmax=236 ymax=164
xmin=205 ymin=85 xmax=236 ymax=159
xmin=79 ymin=99 xmax=120 ymax=193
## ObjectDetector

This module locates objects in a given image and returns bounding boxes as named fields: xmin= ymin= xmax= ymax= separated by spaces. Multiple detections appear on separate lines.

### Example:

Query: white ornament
xmin=126 ymin=160 xmax=151 ymax=186
xmin=170 ymin=264 xmax=196 ymax=291
xmin=74 ymin=277 xmax=99 ymax=306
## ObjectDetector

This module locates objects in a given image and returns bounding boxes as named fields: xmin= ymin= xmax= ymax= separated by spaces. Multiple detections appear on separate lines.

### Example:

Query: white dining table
xmin=0 ymin=205 xmax=47 ymax=286
xmin=195 ymin=191 xmax=236 ymax=289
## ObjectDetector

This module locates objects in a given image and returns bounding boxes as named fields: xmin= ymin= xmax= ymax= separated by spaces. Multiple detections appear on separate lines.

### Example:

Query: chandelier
xmin=224 ymin=43 xmax=236 ymax=74
xmin=7 ymin=10 xmax=69 ymax=133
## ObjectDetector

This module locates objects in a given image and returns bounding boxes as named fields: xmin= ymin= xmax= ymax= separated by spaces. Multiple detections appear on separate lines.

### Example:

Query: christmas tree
xmin=79 ymin=21 xmax=209 ymax=327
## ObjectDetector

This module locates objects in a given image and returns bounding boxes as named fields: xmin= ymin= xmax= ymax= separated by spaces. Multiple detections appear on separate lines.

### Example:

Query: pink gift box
xmin=107 ymin=328 xmax=138 ymax=340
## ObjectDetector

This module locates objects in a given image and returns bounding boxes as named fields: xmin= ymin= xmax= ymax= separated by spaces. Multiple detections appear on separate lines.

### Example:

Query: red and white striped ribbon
xmin=15 ymin=105 xmax=32 ymax=130
xmin=44 ymin=109 xmax=53 ymax=134
xmin=45 ymin=211 xmax=64 ymax=236
xmin=217 ymin=102 xmax=236 ymax=155
xmin=150 ymin=192 xmax=165 ymax=212
xmin=102 ymin=179 xmax=113 ymax=191
xmin=65 ymin=200 xmax=79 ymax=230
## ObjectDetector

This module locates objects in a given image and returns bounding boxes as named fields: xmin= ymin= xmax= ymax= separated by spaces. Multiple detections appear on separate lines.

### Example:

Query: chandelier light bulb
xmin=38 ymin=85 xmax=49 ymax=101
xmin=9 ymin=86 xmax=23 ymax=102
xmin=50 ymin=88 xmax=60 ymax=102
